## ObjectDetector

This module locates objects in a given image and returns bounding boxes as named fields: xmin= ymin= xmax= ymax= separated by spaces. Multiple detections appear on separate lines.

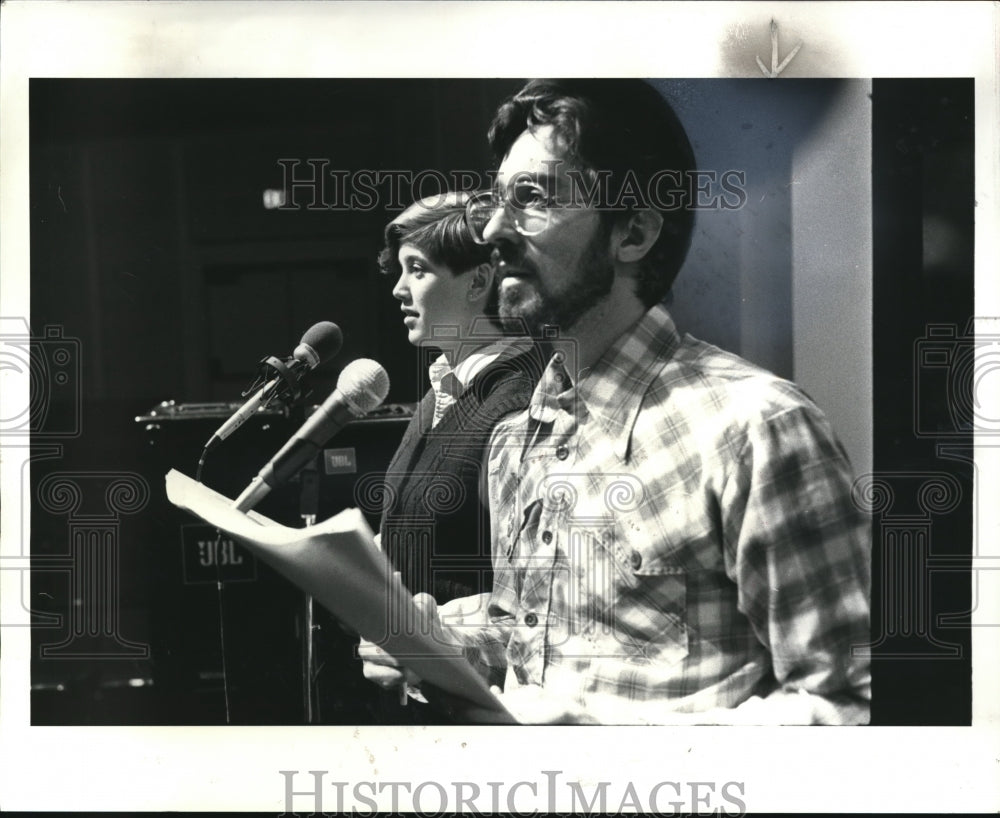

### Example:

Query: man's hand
xmin=494 ymin=684 xmax=599 ymax=724
xmin=357 ymin=592 xmax=437 ymax=697
xmin=357 ymin=637 xmax=421 ymax=692
xmin=420 ymin=683 xmax=599 ymax=725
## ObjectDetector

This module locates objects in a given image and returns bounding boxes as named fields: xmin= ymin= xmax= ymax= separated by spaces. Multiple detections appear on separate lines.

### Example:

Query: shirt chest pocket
xmin=575 ymin=523 xmax=689 ymax=667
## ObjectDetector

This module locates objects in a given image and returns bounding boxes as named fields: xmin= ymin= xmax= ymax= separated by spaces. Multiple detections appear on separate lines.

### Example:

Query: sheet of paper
xmin=165 ymin=469 xmax=513 ymax=720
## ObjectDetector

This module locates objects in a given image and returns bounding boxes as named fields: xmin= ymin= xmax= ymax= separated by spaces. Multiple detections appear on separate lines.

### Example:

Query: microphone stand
xmin=298 ymin=452 xmax=322 ymax=724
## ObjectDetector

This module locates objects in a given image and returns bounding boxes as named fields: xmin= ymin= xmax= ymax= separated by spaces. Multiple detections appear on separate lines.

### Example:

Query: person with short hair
xmin=374 ymin=191 xmax=544 ymax=605
xmin=360 ymin=193 xmax=544 ymax=720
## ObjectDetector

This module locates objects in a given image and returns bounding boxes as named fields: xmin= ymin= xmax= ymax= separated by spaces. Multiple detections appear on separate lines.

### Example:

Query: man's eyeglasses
xmin=464 ymin=179 xmax=557 ymax=244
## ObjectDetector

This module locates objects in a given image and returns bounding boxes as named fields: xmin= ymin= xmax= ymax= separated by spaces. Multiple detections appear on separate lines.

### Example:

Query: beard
xmin=498 ymin=224 xmax=615 ymax=336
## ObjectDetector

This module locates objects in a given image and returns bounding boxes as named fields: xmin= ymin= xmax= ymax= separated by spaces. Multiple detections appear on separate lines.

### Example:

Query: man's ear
xmin=614 ymin=209 xmax=664 ymax=264
xmin=467 ymin=262 xmax=495 ymax=302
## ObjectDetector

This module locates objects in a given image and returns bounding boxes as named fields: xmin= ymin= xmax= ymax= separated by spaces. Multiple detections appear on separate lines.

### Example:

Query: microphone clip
xmin=243 ymin=354 xmax=310 ymax=410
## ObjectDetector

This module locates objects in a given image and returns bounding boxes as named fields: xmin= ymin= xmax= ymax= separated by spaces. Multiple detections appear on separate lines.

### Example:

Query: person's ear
xmin=614 ymin=209 xmax=664 ymax=264
xmin=467 ymin=262 xmax=495 ymax=302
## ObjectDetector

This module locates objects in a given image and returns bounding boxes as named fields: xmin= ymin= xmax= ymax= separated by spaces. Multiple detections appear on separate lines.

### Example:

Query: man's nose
xmin=481 ymin=203 xmax=516 ymax=244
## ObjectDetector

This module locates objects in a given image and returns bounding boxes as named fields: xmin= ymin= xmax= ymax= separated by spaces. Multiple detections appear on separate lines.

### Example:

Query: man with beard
xmin=362 ymin=79 xmax=871 ymax=725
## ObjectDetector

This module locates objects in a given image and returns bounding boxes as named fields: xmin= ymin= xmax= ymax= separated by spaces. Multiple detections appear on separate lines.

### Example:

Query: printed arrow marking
xmin=755 ymin=19 xmax=802 ymax=78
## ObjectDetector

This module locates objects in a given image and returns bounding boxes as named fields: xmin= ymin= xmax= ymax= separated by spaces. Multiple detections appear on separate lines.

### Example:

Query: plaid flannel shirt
xmin=440 ymin=304 xmax=871 ymax=724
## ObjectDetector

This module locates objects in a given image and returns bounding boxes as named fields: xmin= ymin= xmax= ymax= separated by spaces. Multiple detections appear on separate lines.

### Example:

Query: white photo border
xmin=1 ymin=1 xmax=998 ymax=813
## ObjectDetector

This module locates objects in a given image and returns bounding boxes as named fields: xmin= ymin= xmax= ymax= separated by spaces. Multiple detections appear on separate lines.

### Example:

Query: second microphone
xmin=233 ymin=358 xmax=390 ymax=512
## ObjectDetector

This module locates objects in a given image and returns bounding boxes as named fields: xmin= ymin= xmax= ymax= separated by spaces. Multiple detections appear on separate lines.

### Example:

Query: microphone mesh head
xmin=295 ymin=321 xmax=343 ymax=368
xmin=337 ymin=358 xmax=390 ymax=415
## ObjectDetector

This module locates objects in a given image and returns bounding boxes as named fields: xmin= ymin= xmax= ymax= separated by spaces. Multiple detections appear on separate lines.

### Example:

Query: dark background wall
xmin=25 ymin=78 xmax=973 ymax=725
xmin=28 ymin=78 xmax=527 ymax=724
xmin=870 ymin=79 xmax=974 ymax=725
xmin=29 ymin=79 xmax=527 ymax=410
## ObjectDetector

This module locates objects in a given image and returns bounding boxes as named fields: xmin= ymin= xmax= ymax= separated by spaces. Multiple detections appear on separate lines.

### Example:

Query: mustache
xmin=490 ymin=245 xmax=530 ymax=274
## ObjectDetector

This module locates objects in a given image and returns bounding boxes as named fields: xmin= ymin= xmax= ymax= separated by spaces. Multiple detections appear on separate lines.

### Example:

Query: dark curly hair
xmin=378 ymin=192 xmax=502 ymax=330
xmin=488 ymin=79 xmax=696 ymax=306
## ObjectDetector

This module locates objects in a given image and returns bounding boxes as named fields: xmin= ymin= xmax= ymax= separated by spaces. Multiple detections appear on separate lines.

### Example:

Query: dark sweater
xmin=379 ymin=344 xmax=543 ymax=604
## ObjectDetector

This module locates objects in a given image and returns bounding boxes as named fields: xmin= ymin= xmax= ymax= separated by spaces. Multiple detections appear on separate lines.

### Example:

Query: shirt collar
xmin=427 ymin=354 xmax=460 ymax=399
xmin=528 ymin=349 xmax=576 ymax=425
xmin=429 ymin=336 xmax=533 ymax=398
xmin=528 ymin=304 xmax=681 ymax=462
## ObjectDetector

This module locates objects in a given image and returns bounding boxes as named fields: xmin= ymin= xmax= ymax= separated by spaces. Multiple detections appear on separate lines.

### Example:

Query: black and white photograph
xmin=1 ymin=1 xmax=997 ymax=814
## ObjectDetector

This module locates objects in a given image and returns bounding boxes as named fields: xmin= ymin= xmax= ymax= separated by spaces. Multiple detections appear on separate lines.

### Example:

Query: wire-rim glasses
xmin=464 ymin=178 xmax=557 ymax=245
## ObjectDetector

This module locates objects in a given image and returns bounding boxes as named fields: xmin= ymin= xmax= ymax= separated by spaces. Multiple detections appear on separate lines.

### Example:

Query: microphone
xmin=232 ymin=358 xmax=390 ymax=512
xmin=204 ymin=321 xmax=343 ymax=452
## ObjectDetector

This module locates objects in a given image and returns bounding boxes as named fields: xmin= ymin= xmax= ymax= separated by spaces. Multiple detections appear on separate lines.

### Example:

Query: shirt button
xmin=524 ymin=612 xmax=538 ymax=627
xmin=556 ymin=445 xmax=569 ymax=460
xmin=630 ymin=550 xmax=643 ymax=570
xmin=541 ymin=530 xmax=553 ymax=544
xmin=552 ymin=352 xmax=564 ymax=364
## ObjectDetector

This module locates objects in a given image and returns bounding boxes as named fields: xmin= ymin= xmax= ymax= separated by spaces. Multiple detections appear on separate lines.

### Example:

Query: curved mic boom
xmin=205 ymin=321 xmax=343 ymax=451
